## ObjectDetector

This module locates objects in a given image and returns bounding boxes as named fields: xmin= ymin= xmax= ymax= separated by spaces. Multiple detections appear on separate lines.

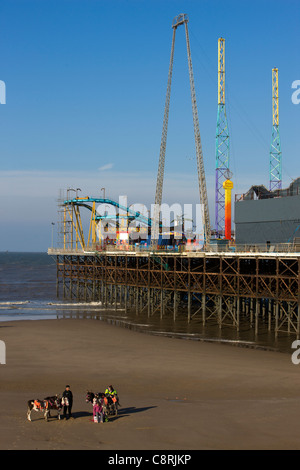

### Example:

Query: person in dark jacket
xmin=62 ymin=385 xmax=73 ymax=419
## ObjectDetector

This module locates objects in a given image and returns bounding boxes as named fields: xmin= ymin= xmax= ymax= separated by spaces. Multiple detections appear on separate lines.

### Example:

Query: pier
xmin=49 ymin=248 xmax=300 ymax=339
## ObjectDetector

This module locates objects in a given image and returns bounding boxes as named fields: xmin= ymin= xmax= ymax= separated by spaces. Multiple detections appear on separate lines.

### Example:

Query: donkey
xmin=86 ymin=390 xmax=109 ymax=416
xmin=27 ymin=395 xmax=62 ymax=422
xmin=85 ymin=390 xmax=96 ymax=404
xmin=105 ymin=394 xmax=119 ymax=416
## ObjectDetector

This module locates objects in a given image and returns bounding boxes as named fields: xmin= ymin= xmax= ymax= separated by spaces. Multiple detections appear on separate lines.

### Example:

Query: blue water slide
xmin=63 ymin=198 xmax=154 ymax=227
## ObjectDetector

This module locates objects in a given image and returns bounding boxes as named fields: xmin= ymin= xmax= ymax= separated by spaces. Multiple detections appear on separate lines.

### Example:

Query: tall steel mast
xmin=153 ymin=13 xmax=211 ymax=246
xmin=269 ymin=67 xmax=282 ymax=191
xmin=215 ymin=37 xmax=230 ymax=238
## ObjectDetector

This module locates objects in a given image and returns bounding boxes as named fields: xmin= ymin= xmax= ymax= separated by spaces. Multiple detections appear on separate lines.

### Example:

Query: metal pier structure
xmin=215 ymin=37 xmax=230 ymax=238
xmin=269 ymin=67 xmax=282 ymax=191
xmin=153 ymin=13 xmax=211 ymax=246
xmin=51 ymin=249 xmax=300 ymax=339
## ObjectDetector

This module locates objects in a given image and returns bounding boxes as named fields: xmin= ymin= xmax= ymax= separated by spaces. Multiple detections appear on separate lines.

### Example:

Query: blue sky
xmin=0 ymin=0 xmax=299 ymax=251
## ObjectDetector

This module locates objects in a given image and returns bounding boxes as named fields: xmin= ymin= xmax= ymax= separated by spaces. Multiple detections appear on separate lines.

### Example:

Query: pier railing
xmin=48 ymin=241 xmax=299 ymax=256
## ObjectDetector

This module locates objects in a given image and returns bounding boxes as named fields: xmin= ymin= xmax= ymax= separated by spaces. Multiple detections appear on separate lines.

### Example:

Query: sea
xmin=0 ymin=252 xmax=295 ymax=355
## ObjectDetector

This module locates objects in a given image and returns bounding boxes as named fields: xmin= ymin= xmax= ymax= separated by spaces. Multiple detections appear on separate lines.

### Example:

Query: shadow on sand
xmin=119 ymin=406 xmax=156 ymax=415
xmin=45 ymin=406 xmax=157 ymax=422
xmin=107 ymin=405 xmax=157 ymax=422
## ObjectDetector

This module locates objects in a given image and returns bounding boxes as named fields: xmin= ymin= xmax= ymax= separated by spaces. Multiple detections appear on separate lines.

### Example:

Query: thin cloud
xmin=98 ymin=163 xmax=114 ymax=171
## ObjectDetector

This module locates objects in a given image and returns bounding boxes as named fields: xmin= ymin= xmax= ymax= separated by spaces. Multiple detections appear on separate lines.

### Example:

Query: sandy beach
xmin=0 ymin=317 xmax=300 ymax=450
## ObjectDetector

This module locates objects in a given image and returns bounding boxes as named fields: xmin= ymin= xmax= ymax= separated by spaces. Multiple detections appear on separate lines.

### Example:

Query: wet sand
xmin=0 ymin=318 xmax=300 ymax=450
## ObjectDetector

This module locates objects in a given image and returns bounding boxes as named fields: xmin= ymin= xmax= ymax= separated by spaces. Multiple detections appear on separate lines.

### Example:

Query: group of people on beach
xmin=92 ymin=385 xmax=119 ymax=423
xmin=61 ymin=384 xmax=119 ymax=423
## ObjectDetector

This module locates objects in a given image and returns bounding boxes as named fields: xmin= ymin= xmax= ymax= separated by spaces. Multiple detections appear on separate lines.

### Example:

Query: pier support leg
xmin=275 ymin=301 xmax=279 ymax=338
xmin=148 ymin=288 xmax=151 ymax=318
xmin=250 ymin=299 xmax=254 ymax=328
xmin=135 ymin=287 xmax=139 ymax=315
xmin=173 ymin=292 xmax=177 ymax=321
xmin=236 ymin=297 xmax=240 ymax=332
xmin=255 ymin=299 xmax=259 ymax=336
xmin=218 ymin=295 xmax=222 ymax=329
xmin=268 ymin=300 xmax=272 ymax=332
xmin=124 ymin=286 xmax=128 ymax=313
xmin=202 ymin=293 xmax=206 ymax=326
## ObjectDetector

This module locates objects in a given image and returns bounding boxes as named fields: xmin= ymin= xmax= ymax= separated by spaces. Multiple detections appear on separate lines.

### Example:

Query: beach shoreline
xmin=0 ymin=317 xmax=300 ymax=450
